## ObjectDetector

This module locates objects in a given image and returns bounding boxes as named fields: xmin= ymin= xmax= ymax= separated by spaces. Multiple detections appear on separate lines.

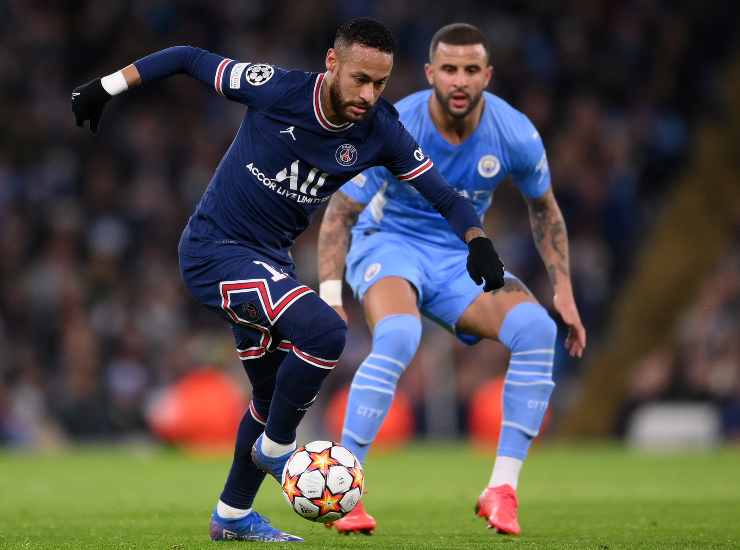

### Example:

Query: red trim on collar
xmin=313 ymin=73 xmax=353 ymax=133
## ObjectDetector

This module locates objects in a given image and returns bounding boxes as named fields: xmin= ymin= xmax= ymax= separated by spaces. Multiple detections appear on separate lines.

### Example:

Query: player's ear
xmin=424 ymin=62 xmax=434 ymax=86
xmin=326 ymin=48 xmax=338 ymax=73
xmin=483 ymin=64 xmax=493 ymax=88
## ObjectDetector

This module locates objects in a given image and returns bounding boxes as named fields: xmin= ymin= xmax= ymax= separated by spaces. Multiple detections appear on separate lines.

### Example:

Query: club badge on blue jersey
xmin=477 ymin=155 xmax=500 ymax=178
xmin=340 ymin=89 xmax=552 ymax=252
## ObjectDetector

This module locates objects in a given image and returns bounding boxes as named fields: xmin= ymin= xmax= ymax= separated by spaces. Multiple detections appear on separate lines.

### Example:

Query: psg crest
xmin=335 ymin=143 xmax=358 ymax=167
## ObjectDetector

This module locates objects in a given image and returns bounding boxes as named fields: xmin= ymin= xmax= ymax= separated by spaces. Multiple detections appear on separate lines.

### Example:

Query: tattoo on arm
xmin=318 ymin=192 xmax=365 ymax=282
xmin=527 ymin=189 xmax=571 ymax=287
xmin=499 ymin=277 xmax=534 ymax=296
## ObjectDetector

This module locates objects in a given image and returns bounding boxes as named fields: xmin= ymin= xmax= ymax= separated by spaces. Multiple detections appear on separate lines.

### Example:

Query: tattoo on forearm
xmin=317 ymin=193 xmax=364 ymax=282
xmin=528 ymin=191 xmax=570 ymax=285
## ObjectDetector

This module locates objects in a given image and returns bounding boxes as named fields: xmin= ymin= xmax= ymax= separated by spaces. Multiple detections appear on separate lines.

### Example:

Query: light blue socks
xmin=496 ymin=302 xmax=557 ymax=460
xmin=341 ymin=304 xmax=556 ymax=464
xmin=341 ymin=314 xmax=422 ymax=463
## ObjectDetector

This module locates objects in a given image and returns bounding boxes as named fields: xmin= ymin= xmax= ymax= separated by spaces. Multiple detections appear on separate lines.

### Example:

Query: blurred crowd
xmin=616 ymin=233 xmax=740 ymax=439
xmin=0 ymin=0 xmax=738 ymax=446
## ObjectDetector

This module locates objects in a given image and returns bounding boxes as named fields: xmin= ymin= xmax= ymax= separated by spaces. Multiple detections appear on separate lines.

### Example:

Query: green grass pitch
xmin=0 ymin=443 xmax=738 ymax=549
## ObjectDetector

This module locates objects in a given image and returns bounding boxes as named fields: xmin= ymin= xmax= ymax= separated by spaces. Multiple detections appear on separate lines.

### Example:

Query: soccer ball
xmin=281 ymin=440 xmax=365 ymax=523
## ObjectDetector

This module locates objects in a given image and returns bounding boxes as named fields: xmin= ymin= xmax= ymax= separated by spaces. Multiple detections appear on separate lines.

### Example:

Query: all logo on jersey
xmin=478 ymin=155 xmax=501 ymax=178
xmin=335 ymin=144 xmax=358 ymax=167
xmin=364 ymin=262 xmax=381 ymax=282
xmin=246 ymin=160 xmax=330 ymax=205
xmin=245 ymin=64 xmax=274 ymax=86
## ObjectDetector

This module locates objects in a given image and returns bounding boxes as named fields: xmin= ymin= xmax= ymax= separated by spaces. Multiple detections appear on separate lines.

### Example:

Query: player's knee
xmin=499 ymin=302 xmax=556 ymax=352
xmin=294 ymin=320 xmax=346 ymax=361
xmin=283 ymin=295 xmax=347 ymax=360
xmin=373 ymin=314 xmax=422 ymax=367
xmin=525 ymin=310 xmax=557 ymax=349
xmin=319 ymin=322 xmax=347 ymax=361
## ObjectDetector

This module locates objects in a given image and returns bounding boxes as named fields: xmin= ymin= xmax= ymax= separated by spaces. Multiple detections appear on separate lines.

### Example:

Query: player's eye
xmin=466 ymin=66 xmax=481 ymax=74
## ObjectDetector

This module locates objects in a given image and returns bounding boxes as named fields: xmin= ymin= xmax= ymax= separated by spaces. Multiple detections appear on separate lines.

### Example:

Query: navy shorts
xmin=179 ymin=236 xmax=315 ymax=361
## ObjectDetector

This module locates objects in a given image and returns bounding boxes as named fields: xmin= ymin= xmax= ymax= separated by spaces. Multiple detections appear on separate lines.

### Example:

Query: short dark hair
xmin=429 ymin=23 xmax=489 ymax=62
xmin=334 ymin=18 xmax=396 ymax=55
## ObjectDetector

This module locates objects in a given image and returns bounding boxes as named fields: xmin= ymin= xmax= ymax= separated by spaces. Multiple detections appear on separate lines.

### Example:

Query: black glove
xmin=71 ymin=78 xmax=111 ymax=134
xmin=466 ymin=236 xmax=505 ymax=292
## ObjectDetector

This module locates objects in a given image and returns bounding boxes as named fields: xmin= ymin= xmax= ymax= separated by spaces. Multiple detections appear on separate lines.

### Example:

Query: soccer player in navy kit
xmin=318 ymin=24 xmax=586 ymax=536
xmin=72 ymin=19 xmax=505 ymax=542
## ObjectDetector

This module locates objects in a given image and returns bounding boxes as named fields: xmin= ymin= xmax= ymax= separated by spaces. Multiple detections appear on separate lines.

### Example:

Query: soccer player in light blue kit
xmin=318 ymin=23 xmax=586 ymax=536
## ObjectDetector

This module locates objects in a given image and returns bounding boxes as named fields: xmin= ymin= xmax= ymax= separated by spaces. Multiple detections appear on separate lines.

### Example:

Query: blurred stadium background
xmin=1 ymin=0 xmax=739 ymax=457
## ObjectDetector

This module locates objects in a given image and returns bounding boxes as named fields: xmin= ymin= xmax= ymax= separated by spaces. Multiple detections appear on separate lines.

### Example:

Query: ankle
xmin=217 ymin=500 xmax=252 ymax=519
xmin=489 ymin=456 xmax=523 ymax=490
xmin=260 ymin=434 xmax=296 ymax=457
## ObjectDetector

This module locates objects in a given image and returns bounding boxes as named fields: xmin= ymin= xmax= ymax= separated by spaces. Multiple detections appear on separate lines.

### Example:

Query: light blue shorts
xmin=346 ymin=231 xmax=518 ymax=345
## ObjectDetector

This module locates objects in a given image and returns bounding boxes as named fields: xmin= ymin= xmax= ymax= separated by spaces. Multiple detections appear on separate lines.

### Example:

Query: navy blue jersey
xmin=134 ymin=46 xmax=481 ymax=265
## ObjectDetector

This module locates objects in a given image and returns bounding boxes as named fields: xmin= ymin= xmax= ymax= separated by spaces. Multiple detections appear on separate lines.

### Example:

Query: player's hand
xmin=553 ymin=291 xmax=586 ymax=358
xmin=466 ymin=237 xmax=505 ymax=292
xmin=71 ymin=78 xmax=111 ymax=134
xmin=332 ymin=306 xmax=348 ymax=324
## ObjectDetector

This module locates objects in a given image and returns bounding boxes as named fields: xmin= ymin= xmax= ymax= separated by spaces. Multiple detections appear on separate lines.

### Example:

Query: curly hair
xmin=334 ymin=17 xmax=396 ymax=55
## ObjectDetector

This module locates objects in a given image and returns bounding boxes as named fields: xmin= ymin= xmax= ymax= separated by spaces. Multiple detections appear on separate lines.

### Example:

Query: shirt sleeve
xmin=380 ymin=119 xmax=482 ymax=240
xmin=133 ymin=46 xmax=289 ymax=110
xmin=381 ymin=118 xmax=436 ymax=183
xmin=338 ymin=166 xmax=387 ymax=206
xmin=510 ymin=118 xmax=551 ymax=199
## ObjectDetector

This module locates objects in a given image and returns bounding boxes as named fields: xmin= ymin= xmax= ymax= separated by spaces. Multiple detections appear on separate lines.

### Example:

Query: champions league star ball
xmin=281 ymin=441 xmax=365 ymax=523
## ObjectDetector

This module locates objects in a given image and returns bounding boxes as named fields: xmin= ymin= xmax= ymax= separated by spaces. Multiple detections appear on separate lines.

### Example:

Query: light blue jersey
xmin=342 ymin=90 xmax=550 ymax=338
xmin=341 ymin=90 xmax=550 ymax=253
xmin=339 ymin=91 xmax=559 ymax=471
